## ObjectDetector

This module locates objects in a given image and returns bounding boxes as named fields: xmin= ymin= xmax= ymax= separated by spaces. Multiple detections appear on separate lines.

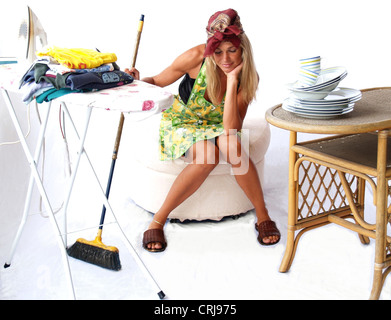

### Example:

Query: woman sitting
xmin=126 ymin=9 xmax=280 ymax=252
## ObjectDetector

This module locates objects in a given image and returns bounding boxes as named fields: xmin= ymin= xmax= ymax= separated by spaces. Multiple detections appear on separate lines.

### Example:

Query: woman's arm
xmin=222 ymin=62 xmax=248 ymax=134
xmin=125 ymin=44 xmax=205 ymax=87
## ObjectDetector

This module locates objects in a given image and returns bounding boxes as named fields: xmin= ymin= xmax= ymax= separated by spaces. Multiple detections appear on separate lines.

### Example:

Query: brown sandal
xmin=143 ymin=229 xmax=167 ymax=252
xmin=255 ymin=220 xmax=281 ymax=246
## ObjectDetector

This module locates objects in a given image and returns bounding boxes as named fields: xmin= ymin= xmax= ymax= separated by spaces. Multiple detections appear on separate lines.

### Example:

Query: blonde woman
xmin=126 ymin=9 xmax=280 ymax=252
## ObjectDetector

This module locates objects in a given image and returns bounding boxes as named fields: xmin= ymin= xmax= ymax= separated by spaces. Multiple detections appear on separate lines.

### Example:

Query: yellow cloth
xmin=36 ymin=45 xmax=117 ymax=69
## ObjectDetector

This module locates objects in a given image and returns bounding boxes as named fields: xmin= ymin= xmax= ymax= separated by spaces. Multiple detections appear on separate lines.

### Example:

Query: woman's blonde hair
xmin=205 ymin=33 xmax=258 ymax=106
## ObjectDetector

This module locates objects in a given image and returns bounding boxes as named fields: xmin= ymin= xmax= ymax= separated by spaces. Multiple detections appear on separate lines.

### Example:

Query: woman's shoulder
xmin=174 ymin=44 xmax=205 ymax=75
xmin=185 ymin=44 xmax=206 ymax=59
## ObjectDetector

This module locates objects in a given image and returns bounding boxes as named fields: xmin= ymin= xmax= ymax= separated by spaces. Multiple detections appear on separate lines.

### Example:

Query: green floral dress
xmin=159 ymin=63 xmax=225 ymax=160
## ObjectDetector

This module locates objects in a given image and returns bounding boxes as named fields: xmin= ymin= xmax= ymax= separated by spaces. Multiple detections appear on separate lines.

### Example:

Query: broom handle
xmin=99 ymin=14 xmax=144 ymax=229
xmin=131 ymin=14 xmax=144 ymax=69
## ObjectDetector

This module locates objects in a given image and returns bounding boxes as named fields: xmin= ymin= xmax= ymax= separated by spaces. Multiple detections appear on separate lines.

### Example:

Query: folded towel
xmin=36 ymin=46 xmax=117 ymax=69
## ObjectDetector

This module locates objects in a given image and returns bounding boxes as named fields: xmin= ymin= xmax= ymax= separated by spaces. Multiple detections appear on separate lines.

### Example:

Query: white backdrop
xmin=1 ymin=0 xmax=391 ymax=300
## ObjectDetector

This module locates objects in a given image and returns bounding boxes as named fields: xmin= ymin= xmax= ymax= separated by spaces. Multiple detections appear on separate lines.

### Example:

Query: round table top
xmin=266 ymin=87 xmax=391 ymax=134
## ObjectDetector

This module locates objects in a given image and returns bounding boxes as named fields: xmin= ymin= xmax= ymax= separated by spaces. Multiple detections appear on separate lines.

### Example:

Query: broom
xmin=67 ymin=14 xmax=145 ymax=271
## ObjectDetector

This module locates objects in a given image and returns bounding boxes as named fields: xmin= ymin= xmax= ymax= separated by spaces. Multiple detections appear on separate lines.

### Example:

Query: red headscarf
xmin=204 ymin=9 xmax=244 ymax=57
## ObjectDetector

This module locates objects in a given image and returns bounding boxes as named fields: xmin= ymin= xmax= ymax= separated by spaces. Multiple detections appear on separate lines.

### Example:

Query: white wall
xmin=3 ymin=0 xmax=390 ymax=97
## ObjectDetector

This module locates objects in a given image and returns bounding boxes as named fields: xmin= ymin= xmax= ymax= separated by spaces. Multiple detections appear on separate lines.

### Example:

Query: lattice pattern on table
xmin=297 ymin=159 xmax=359 ymax=220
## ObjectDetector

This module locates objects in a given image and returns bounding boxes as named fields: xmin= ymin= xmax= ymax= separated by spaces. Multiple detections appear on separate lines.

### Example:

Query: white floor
xmin=1 ymin=109 xmax=390 ymax=300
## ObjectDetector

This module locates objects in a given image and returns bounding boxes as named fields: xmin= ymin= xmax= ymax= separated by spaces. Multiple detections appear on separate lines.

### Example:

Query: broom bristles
xmin=67 ymin=234 xmax=121 ymax=271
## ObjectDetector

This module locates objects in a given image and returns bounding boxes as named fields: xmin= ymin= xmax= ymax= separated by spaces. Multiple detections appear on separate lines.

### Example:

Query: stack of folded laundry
xmin=19 ymin=45 xmax=134 ymax=104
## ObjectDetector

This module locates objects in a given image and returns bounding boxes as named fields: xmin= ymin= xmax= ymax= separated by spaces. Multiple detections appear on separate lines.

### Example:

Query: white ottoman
xmin=121 ymin=110 xmax=270 ymax=221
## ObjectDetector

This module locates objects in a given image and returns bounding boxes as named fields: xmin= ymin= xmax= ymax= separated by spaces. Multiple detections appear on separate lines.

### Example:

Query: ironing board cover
xmin=60 ymin=80 xmax=174 ymax=115
xmin=0 ymin=65 xmax=22 ymax=91
xmin=0 ymin=64 xmax=174 ymax=120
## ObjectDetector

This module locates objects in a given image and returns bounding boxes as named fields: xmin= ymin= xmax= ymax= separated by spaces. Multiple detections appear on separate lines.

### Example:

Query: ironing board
xmin=0 ymin=64 xmax=174 ymax=299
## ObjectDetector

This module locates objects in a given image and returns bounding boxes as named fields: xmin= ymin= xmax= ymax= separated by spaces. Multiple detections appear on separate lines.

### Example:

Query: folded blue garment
xmin=35 ymin=88 xmax=82 ymax=103
xmin=66 ymin=70 xmax=133 ymax=90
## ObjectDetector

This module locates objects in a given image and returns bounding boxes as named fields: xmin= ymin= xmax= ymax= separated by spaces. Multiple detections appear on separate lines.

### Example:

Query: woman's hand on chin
xmin=225 ymin=61 xmax=243 ymax=81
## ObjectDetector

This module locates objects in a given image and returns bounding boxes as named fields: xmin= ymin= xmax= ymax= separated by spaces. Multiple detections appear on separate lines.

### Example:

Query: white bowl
xmin=289 ymin=88 xmax=331 ymax=100
xmin=315 ymin=66 xmax=347 ymax=85
xmin=311 ymin=80 xmax=341 ymax=93
xmin=287 ymin=80 xmax=340 ymax=99
xmin=291 ymin=66 xmax=347 ymax=91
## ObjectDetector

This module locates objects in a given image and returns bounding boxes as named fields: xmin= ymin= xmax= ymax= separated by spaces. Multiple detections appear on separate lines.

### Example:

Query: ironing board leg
xmin=60 ymin=102 xmax=165 ymax=299
xmin=84 ymin=159 xmax=165 ymax=298
xmin=3 ymin=100 xmax=51 ymax=267
xmin=59 ymin=103 xmax=93 ymax=248
xmin=1 ymin=90 xmax=76 ymax=299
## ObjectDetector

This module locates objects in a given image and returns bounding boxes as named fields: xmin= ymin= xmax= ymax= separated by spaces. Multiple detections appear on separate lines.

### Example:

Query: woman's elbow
xmin=141 ymin=76 xmax=156 ymax=85
xmin=223 ymin=120 xmax=243 ymax=135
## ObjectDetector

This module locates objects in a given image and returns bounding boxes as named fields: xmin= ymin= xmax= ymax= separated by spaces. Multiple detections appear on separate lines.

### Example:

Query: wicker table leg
xmin=370 ymin=130 xmax=389 ymax=300
xmin=280 ymin=131 xmax=298 ymax=273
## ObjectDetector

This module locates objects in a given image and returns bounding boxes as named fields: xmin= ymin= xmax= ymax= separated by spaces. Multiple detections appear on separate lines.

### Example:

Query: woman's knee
xmin=217 ymin=134 xmax=250 ymax=174
xmin=185 ymin=140 xmax=220 ymax=167
xmin=217 ymin=134 xmax=245 ymax=164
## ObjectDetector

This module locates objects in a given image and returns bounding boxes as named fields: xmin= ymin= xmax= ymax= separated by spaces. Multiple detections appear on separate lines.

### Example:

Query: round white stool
xmin=122 ymin=110 xmax=270 ymax=221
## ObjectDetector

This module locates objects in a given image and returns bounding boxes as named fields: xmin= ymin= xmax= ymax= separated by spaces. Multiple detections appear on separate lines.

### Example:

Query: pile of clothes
xmin=19 ymin=46 xmax=134 ymax=104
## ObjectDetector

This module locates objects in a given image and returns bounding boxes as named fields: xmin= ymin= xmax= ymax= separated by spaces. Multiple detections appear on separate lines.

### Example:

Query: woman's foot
xmin=255 ymin=219 xmax=280 ymax=246
xmin=143 ymin=220 xmax=166 ymax=252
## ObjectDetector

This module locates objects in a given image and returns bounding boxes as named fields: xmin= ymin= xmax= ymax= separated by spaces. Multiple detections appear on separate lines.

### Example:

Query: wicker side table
xmin=266 ymin=87 xmax=391 ymax=299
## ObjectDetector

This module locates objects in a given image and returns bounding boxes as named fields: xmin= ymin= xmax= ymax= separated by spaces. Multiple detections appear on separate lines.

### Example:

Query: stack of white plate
xmin=284 ymin=66 xmax=361 ymax=119
xmin=282 ymin=87 xmax=362 ymax=119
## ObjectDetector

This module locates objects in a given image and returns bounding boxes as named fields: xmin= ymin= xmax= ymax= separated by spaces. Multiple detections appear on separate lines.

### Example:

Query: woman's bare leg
xmin=217 ymin=134 xmax=279 ymax=244
xmin=146 ymin=140 xmax=219 ymax=250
